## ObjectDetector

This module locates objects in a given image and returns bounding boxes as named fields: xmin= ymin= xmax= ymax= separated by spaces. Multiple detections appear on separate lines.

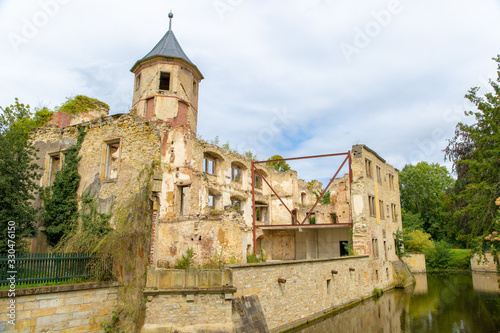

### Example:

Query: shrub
xmin=448 ymin=249 xmax=472 ymax=270
xmin=426 ymin=240 xmax=452 ymax=269
xmin=404 ymin=230 xmax=434 ymax=253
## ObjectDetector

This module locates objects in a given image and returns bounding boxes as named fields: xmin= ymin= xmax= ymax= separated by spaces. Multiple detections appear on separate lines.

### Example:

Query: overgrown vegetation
xmin=95 ymin=165 xmax=156 ymax=332
xmin=266 ymin=155 xmax=291 ymax=172
xmin=42 ymin=127 xmax=86 ymax=246
xmin=247 ymin=252 xmax=267 ymax=263
xmin=313 ymin=190 xmax=332 ymax=204
xmin=55 ymin=193 xmax=112 ymax=253
xmin=175 ymin=248 xmax=195 ymax=269
xmin=0 ymin=99 xmax=52 ymax=252
xmin=56 ymin=95 xmax=109 ymax=115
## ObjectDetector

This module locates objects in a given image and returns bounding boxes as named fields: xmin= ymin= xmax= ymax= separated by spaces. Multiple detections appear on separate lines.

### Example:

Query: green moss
xmin=57 ymin=95 xmax=109 ymax=115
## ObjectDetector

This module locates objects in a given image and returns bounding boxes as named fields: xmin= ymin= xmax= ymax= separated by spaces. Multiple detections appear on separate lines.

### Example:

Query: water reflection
xmin=289 ymin=289 xmax=412 ymax=333
xmin=293 ymin=272 xmax=500 ymax=333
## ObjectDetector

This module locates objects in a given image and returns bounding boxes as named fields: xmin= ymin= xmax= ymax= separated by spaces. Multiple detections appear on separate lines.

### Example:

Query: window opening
xmin=231 ymin=199 xmax=241 ymax=210
xmin=388 ymin=173 xmax=395 ymax=189
xmin=372 ymin=238 xmax=379 ymax=258
xmin=365 ymin=159 xmax=372 ymax=178
xmin=379 ymin=200 xmax=384 ymax=219
xmin=330 ymin=213 xmax=337 ymax=224
xmin=135 ymin=73 xmax=141 ymax=91
xmin=391 ymin=204 xmax=397 ymax=221
xmin=48 ymin=154 xmax=61 ymax=186
xmin=204 ymin=155 xmax=215 ymax=175
xmin=106 ymin=141 xmax=120 ymax=179
xmin=376 ymin=165 xmax=382 ymax=184
xmin=159 ymin=72 xmax=171 ymax=90
xmin=368 ymin=195 xmax=376 ymax=216
xmin=231 ymin=165 xmax=242 ymax=183
xmin=308 ymin=213 xmax=316 ymax=224
xmin=301 ymin=192 xmax=306 ymax=204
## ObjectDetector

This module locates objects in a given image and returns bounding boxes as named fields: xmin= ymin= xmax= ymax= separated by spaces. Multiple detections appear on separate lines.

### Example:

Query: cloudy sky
xmin=1 ymin=0 xmax=499 ymax=182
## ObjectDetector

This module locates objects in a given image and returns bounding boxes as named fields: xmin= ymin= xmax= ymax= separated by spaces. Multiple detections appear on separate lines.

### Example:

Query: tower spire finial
xmin=168 ymin=11 xmax=173 ymax=30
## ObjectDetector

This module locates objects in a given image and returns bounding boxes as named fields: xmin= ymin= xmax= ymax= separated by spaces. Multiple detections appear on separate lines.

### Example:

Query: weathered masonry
xmin=29 ymin=14 xmax=406 ymax=332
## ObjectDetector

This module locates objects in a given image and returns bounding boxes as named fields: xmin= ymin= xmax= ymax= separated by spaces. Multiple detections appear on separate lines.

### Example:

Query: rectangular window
xmin=231 ymin=166 xmax=241 ymax=183
xmin=379 ymin=200 xmax=384 ymax=219
xmin=135 ymin=73 xmax=141 ymax=91
xmin=308 ymin=213 xmax=316 ymax=224
xmin=376 ymin=166 xmax=382 ymax=184
xmin=203 ymin=155 xmax=215 ymax=175
xmin=159 ymin=72 xmax=170 ymax=90
xmin=388 ymin=174 xmax=395 ymax=190
xmin=208 ymin=194 xmax=214 ymax=208
xmin=391 ymin=204 xmax=397 ymax=221
xmin=372 ymin=238 xmax=379 ymax=258
xmin=255 ymin=205 xmax=268 ymax=224
xmin=105 ymin=140 xmax=120 ymax=179
xmin=231 ymin=199 xmax=240 ymax=210
xmin=365 ymin=159 xmax=372 ymax=178
xmin=368 ymin=195 xmax=376 ymax=216
xmin=255 ymin=174 xmax=262 ymax=189
xmin=179 ymin=186 xmax=189 ymax=215
xmin=330 ymin=213 xmax=337 ymax=224
xmin=193 ymin=80 xmax=197 ymax=96
xmin=48 ymin=153 xmax=61 ymax=186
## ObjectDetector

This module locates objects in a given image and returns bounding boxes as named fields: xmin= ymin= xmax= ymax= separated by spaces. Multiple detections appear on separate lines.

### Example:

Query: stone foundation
xmin=471 ymin=252 xmax=499 ymax=272
xmin=0 ymin=281 xmax=118 ymax=333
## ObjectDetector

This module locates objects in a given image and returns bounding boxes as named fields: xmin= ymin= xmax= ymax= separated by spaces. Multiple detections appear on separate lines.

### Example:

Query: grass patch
xmin=449 ymin=249 xmax=472 ymax=270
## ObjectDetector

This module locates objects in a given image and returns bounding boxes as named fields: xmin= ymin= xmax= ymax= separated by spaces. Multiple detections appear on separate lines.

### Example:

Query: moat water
xmin=291 ymin=271 xmax=500 ymax=333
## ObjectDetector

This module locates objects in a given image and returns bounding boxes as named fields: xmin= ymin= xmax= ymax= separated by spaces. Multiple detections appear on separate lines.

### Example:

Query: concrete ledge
xmin=228 ymin=255 xmax=370 ymax=269
xmin=0 ymin=281 xmax=119 ymax=298
xmin=144 ymin=287 xmax=237 ymax=296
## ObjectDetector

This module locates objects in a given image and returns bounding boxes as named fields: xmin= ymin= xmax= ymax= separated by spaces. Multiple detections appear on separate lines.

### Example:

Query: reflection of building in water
xmin=413 ymin=273 xmax=428 ymax=295
xmin=472 ymin=272 xmax=500 ymax=293
xmin=291 ymin=290 xmax=411 ymax=333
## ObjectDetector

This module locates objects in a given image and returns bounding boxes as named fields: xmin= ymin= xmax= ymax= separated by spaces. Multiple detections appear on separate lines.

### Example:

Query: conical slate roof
xmin=141 ymin=29 xmax=193 ymax=65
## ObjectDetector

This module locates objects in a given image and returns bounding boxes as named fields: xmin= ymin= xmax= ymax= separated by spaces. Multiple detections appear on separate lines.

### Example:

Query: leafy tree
xmin=0 ymin=99 xmax=52 ymax=252
xmin=399 ymin=162 xmax=454 ymax=239
xmin=401 ymin=208 xmax=424 ymax=232
xmin=444 ymin=55 xmax=500 ymax=245
xmin=266 ymin=155 xmax=291 ymax=172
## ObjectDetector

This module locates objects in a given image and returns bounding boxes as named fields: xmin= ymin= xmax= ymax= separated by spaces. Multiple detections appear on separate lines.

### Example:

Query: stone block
xmin=158 ymin=270 xmax=173 ymax=288
xmin=185 ymin=269 xmax=197 ymax=287
xmin=172 ymin=270 xmax=185 ymax=288
xmin=39 ymin=298 xmax=63 ymax=309
xmin=208 ymin=270 xmax=222 ymax=287
xmin=223 ymin=269 xmax=233 ymax=286
xmin=146 ymin=268 xmax=158 ymax=288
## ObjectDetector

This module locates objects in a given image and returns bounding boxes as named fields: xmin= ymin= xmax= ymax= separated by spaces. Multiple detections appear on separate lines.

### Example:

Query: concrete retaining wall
xmin=0 ymin=281 xmax=118 ymax=333
xmin=230 ymin=255 xmax=397 ymax=332
xmin=402 ymin=253 xmax=426 ymax=273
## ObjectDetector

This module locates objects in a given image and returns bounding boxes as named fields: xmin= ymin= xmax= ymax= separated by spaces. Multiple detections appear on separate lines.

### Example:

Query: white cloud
xmin=1 ymin=0 xmax=499 ymax=180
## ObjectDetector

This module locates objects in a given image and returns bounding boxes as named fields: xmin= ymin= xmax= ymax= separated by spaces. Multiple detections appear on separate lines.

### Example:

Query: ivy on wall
xmin=42 ymin=127 xmax=85 ymax=246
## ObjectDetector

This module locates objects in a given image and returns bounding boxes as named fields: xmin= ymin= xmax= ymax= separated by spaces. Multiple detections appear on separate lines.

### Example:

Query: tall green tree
xmin=0 ymin=99 xmax=52 ymax=252
xmin=444 ymin=55 xmax=500 ymax=245
xmin=399 ymin=162 xmax=454 ymax=239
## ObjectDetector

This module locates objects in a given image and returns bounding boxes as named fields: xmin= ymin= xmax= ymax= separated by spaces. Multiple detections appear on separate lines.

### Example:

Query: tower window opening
xmin=159 ymin=72 xmax=171 ymax=90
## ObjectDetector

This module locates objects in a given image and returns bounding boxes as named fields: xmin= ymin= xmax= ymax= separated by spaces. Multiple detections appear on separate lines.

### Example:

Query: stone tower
xmin=130 ymin=13 xmax=203 ymax=135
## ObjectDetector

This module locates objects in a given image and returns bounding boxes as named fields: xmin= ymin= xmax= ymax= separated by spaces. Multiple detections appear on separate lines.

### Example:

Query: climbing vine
xmin=42 ymin=127 xmax=85 ymax=246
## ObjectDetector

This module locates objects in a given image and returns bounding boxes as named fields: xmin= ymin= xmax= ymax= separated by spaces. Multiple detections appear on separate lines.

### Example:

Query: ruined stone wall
xmin=402 ymin=253 xmax=427 ymax=273
xmin=0 ymin=282 xmax=118 ymax=333
xmin=230 ymin=255 xmax=396 ymax=331
xmin=350 ymin=145 xmax=403 ymax=262
xmin=471 ymin=252 xmax=500 ymax=272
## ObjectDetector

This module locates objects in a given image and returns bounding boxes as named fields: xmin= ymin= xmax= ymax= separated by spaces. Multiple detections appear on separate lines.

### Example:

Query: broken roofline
xmin=251 ymin=150 xmax=354 ymax=252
